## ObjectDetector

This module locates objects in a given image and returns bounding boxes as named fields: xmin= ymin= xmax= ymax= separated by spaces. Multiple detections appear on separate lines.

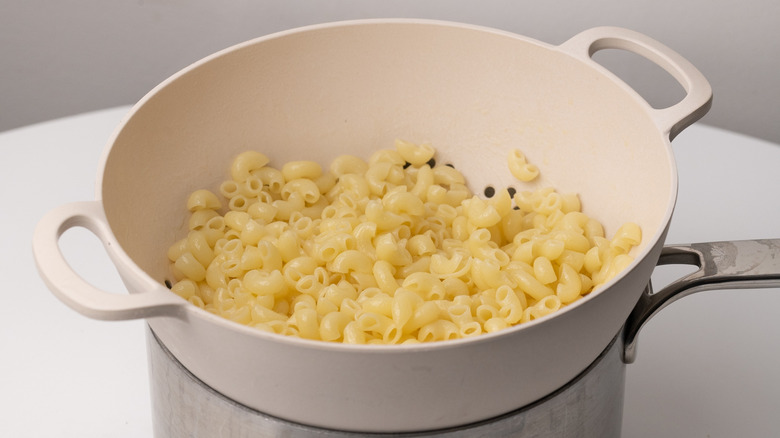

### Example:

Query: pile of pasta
xmin=167 ymin=140 xmax=641 ymax=344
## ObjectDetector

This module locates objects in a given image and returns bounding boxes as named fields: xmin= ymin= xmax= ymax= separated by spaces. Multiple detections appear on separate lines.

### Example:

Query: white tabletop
xmin=2 ymin=106 xmax=779 ymax=437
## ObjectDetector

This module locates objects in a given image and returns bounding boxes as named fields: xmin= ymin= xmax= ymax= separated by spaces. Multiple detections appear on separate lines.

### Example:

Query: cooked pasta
xmin=167 ymin=139 xmax=641 ymax=344
xmin=507 ymin=149 xmax=540 ymax=182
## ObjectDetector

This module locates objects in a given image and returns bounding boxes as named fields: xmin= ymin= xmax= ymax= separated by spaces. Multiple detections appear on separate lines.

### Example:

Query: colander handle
xmin=559 ymin=26 xmax=713 ymax=141
xmin=622 ymin=239 xmax=780 ymax=363
xmin=33 ymin=201 xmax=184 ymax=321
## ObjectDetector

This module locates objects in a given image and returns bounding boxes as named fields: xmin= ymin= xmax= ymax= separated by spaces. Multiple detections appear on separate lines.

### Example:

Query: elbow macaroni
xmin=167 ymin=139 xmax=641 ymax=344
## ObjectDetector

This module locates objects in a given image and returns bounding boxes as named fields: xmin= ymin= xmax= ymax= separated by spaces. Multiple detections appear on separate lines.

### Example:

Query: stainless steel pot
xmin=33 ymin=19 xmax=744 ymax=432
xmin=148 ymin=326 xmax=627 ymax=437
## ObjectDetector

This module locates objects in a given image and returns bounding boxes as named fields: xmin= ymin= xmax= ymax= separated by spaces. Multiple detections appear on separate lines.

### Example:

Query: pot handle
xmin=558 ymin=26 xmax=713 ymax=141
xmin=32 ymin=201 xmax=185 ymax=321
xmin=622 ymin=239 xmax=780 ymax=363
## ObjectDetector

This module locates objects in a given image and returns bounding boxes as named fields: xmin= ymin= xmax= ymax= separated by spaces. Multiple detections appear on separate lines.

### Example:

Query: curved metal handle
xmin=623 ymin=239 xmax=780 ymax=363
xmin=558 ymin=26 xmax=713 ymax=140
xmin=33 ymin=201 xmax=185 ymax=321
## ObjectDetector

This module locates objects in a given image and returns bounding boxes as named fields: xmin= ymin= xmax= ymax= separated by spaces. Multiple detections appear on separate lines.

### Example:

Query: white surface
xmin=1 ymin=106 xmax=779 ymax=437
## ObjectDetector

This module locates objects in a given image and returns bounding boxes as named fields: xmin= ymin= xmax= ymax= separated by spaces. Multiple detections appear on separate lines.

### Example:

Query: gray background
xmin=2 ymin=0 xmax=778 ymax=144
